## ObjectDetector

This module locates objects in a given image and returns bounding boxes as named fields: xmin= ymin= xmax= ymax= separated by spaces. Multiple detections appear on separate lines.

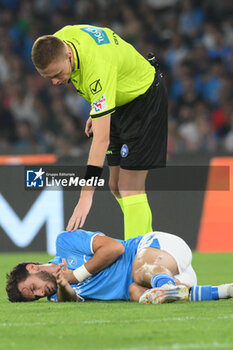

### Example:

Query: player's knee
xmin=132 ymin=268 xmax=144 ymax=286
xmin=132 ymin=263 xmax=169 ymax=286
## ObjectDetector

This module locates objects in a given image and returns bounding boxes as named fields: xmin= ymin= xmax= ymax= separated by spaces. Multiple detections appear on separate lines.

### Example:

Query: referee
xmin=31 ymin=25 xmax=168 ymax=239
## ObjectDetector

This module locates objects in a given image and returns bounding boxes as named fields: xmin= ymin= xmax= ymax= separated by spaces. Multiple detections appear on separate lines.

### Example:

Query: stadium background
xmin=0 ymin=0 xmax=233 ymax=254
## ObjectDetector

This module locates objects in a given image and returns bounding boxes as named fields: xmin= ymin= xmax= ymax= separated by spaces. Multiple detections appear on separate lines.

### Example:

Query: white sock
xmin=216 ymin=284 xmax=232 ymax=299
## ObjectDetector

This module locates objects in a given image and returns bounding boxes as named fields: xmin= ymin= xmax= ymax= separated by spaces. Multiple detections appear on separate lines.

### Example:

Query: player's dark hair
xmin=32 ymin=35 xmax=66 ymax=69
xmin=6 ymin=262 xmax=41 ymax=302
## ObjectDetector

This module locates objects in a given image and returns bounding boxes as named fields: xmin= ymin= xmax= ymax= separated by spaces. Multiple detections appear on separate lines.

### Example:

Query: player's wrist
xmin=57 ymin=280 xmax=69 ymax=288
xmin=73 ymin=264 xmax=92 ymax=283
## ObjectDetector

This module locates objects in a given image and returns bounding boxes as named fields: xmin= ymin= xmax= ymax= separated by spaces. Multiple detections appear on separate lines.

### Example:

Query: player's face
xmin=18 ymin=271 xmax=57 ymax=301
xmin=39 ymin=56 xmax=72 ymax=85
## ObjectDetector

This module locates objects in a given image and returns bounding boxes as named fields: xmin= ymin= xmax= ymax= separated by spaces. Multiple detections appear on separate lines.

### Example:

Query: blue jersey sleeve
xmin=48 ymin=255 xmax=62 ymax=265
xmin=55 ymin=229 xmax=104 ymax=256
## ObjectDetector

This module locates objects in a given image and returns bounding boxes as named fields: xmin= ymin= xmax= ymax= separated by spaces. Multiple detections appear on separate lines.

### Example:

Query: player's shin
xmin=151 ymin=273 xmax=176 ymax=288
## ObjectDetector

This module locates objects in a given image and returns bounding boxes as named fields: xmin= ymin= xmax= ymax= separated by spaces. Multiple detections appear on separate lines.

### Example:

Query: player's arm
xmin=66 ymin=234 xmax=125 ymax=284
xmin=85 ymin=234 xmax=125 ymax=274
xmin=66 ymin=114 xmax=111 ymax=231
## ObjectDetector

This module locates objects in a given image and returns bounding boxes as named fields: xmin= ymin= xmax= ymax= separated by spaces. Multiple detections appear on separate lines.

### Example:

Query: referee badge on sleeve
xmin=90 ymin=79 xmax=102 ymax=95
xmin=121 ymin=144 xmax=129 ymax=158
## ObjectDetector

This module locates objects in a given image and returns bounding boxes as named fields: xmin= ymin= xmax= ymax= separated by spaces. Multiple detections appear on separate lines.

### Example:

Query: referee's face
xmin=39 ymin=54 xmax=73 ymax=86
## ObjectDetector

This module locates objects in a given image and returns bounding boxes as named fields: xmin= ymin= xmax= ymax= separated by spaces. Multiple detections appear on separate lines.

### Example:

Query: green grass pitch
xmin=0 ymin=252 xmax=232 ymax=350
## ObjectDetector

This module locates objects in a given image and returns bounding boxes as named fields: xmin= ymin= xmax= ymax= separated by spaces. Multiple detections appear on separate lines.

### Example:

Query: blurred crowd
xmin=0 ymin=0 xmax=233 ymax=158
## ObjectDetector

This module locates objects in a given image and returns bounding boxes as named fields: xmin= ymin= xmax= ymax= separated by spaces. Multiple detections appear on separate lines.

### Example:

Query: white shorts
xmin=137 ymin=231 xmax=197 ymax=286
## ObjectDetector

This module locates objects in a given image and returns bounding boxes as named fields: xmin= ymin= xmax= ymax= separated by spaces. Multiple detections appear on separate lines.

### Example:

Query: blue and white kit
xmin=48 ymin=230 xmax=196 ymax=302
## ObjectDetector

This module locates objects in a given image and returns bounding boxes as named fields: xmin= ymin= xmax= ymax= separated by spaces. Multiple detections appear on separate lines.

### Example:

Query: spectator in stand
xmin=223 ymin=111 xmax=233 ymax=152
xmin=178 ymin=0 xmax=205 ymax=39
xmin=211 ymin=100 xmax=232 ymax=141
xmin=0 ymin=0 xmax=232 ymax=157
xmin=0 ymin=88 xmax=17 ymax=152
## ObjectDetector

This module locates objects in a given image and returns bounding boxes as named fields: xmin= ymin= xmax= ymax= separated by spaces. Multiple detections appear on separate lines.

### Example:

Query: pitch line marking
xmin=79 ymin=315 xmax=233 ymax=324
xmin=105 ymin=342 xmax=233 ymax=350
xmin=0 ymin=315 xmax=233 ymax=327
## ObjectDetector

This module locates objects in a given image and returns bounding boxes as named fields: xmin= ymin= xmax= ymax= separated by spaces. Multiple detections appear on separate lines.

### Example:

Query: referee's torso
xmin=54 ymin=25 xmax=155 ymax=119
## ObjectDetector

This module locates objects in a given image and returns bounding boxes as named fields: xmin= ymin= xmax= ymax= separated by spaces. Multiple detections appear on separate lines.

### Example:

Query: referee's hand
xmin=66 ymin=194 xmax=93 ymax=231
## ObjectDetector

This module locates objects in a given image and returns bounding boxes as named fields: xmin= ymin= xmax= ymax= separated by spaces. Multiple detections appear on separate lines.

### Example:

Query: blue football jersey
xmin=48 ymin=230 xmax=143 ymax=301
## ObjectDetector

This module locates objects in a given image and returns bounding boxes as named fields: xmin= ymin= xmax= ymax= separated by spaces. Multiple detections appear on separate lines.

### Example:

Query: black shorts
xmin=106 ymin=72 xmax=168 ymax=170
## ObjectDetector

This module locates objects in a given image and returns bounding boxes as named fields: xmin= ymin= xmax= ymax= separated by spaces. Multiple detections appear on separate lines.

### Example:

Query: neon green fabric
xmin=115 ymin=197 xmax=124 ymax=213
xmin=54 ymin=25 xmax=155 ymax=119
xmin=122 ymin=193 xmax=153 ymax=240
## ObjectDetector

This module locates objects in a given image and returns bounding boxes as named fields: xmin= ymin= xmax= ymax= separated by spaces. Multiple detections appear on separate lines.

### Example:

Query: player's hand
xmin=56 ymin=263 xmax=69 ymax=288
xmin=85 ymin=117 xmax=93 ymax=137
xmin=66 ymin=195 xmax=93 ymax=231
xmin=58 ymin=258 xmax=76 ymax=283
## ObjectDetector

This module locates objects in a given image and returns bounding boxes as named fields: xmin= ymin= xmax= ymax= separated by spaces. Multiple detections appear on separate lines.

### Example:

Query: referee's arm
xmin=66 ymin=114 xmax=111 ymax=231
xmin=79 ymin=113 xmax=111 ymax=215
xmin=87 ymin=114 xmax=111 ymax=166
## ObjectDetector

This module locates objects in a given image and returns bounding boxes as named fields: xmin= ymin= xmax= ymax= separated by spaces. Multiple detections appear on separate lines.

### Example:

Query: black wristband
xmin=84 ymin=165 xmax=103 ymax=181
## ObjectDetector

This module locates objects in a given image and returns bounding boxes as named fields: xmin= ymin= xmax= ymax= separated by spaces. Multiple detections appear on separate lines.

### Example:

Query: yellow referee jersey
xmin=54 ymin=25 xmax=155 ymax=119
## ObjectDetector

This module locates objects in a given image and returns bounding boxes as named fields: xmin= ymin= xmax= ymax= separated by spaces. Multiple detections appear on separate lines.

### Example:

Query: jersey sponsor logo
xmin=121 ymin=144 xmax=129 ymax=158
xmin=92 ymin=94 xmax=107 ymax=113
xmin=81 ymin=27 xmax=110 ymax=45
xmin=90 ymin=79 xmax=102 ymax=95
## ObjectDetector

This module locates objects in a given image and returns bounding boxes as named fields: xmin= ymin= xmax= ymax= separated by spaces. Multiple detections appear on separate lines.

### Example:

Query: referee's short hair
xmin=32 ymin=35 xmax=66 ymax=70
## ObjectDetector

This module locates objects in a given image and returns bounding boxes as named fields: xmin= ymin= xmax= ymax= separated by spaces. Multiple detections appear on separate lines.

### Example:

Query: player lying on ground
xmin=6 ymin=230 xmax=233 ymax=303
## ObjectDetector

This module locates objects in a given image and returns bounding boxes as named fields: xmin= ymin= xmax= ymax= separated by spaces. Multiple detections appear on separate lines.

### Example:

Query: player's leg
xmin=129 ymin=282 xmax=148 ymax=301
xmin=134 ymin=232 xmax=193 ymax=304
xmin=133 ymin=231 xmax=194 ymax=288
xmin=189 ymin=284 xmax=233 ymax=301
xmin=134 ymin=233 xmax=233 ymax=304
xmin=131 ymin=248 xmax=189 ymax=304
xmin=174 ymin=259 xmax=233 ymax=302
xmin=132 ymin=246 xmax=179 ymax=288
xmin=174 ymin=265 xmax=197 ymax=287
xmin=118 ymin=169 xmax=152 ymax=239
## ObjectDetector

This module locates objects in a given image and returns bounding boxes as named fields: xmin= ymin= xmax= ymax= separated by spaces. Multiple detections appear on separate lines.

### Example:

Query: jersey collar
xmin=65 ymin=40 xmax=80 ymax=70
